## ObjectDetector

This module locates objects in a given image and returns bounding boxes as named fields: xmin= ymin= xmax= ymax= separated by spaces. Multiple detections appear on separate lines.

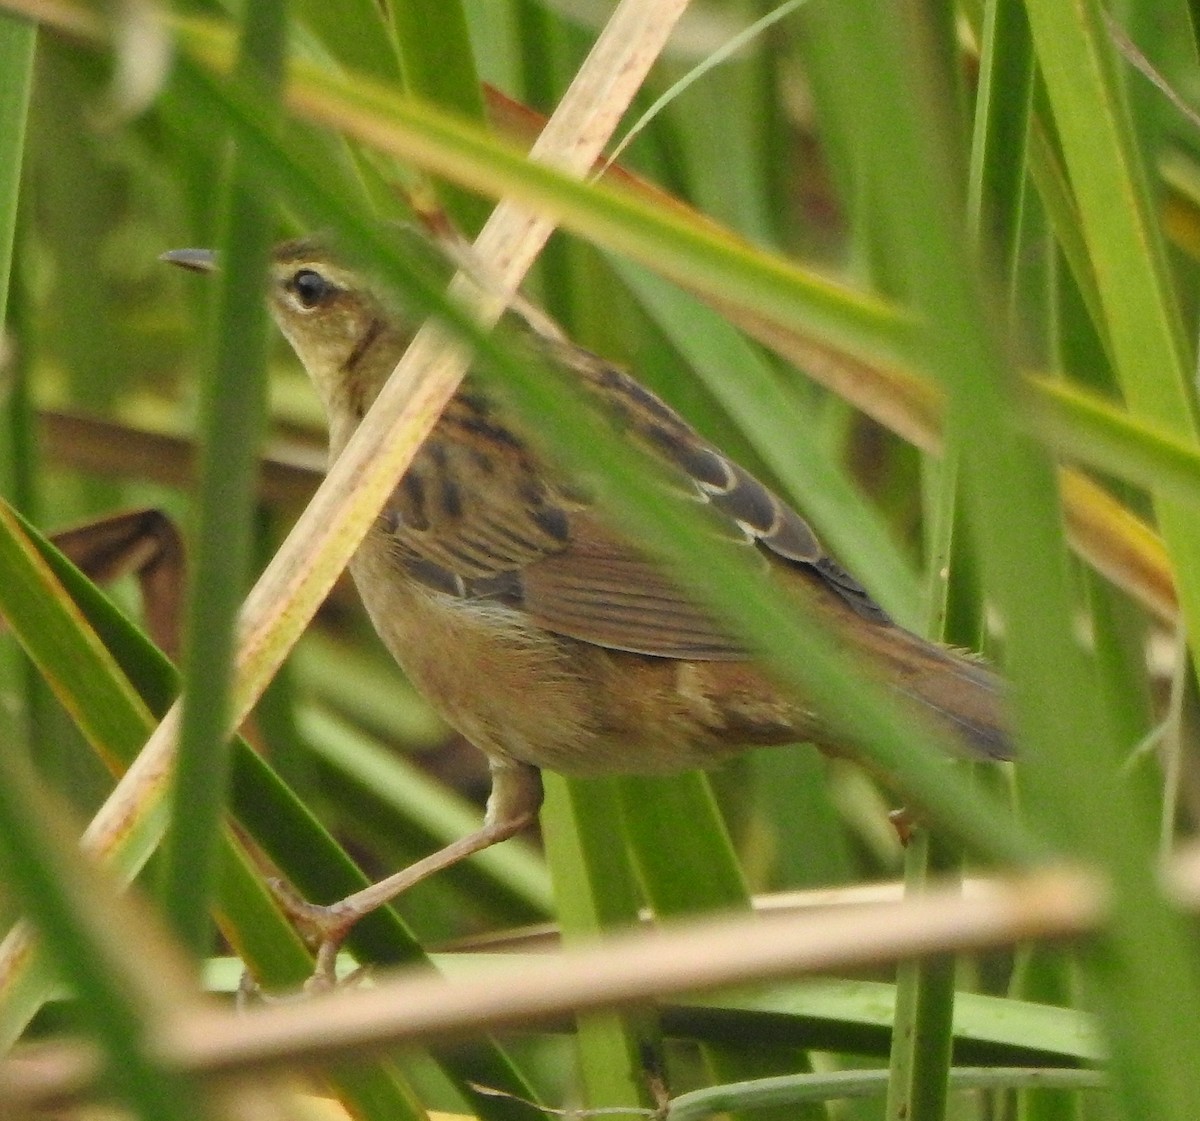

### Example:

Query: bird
xmin=163 ymin=236 xmax=1009 ymax=981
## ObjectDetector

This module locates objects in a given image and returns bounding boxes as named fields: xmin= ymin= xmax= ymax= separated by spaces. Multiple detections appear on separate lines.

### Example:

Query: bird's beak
xmin=159 ymin=247 xmax=218 ymax=273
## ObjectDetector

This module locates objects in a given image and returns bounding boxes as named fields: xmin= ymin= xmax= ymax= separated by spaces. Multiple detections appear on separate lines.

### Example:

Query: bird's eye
xmin=290 ymin=268 xmax=336 ymax=309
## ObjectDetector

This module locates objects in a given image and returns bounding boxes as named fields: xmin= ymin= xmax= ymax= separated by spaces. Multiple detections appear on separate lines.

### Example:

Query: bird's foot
xmin=266 ymin=878 xmax=367 ymax=992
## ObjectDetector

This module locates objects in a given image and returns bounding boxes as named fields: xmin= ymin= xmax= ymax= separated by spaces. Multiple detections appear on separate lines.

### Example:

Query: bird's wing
xmin=379 ymin=364 xmax=889 ymax=661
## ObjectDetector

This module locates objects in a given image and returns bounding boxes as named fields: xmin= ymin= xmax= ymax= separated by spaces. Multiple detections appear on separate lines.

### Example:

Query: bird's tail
xmin=855 ymin=621 xmax=1012 ymax=761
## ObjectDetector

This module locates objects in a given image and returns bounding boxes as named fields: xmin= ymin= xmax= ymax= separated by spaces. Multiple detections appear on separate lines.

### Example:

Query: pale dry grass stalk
xmin=0 ymin=864 xmax=1106 ymax=1112
xmin=23 ymin=840 xmax=1200 ymax=1111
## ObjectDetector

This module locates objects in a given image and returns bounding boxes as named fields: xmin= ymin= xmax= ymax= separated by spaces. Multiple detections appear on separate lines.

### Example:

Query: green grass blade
xmin=665 ymin=1067 xmax=1106 ymax=1120
xmin=162 ymin=0 xmax=285 ymax=960
xmin=0 ymin=9 xmax=33 ymax=318
xmin=1028 ymin=375 xmax=1200 ymax=508
xmin=389 ymin=0 xmax=490 ymax=233
xmin=542 ymin=774 xmax=656 ymax=1111
xmin=671 ymin=975 xmax=1102 ymax=1063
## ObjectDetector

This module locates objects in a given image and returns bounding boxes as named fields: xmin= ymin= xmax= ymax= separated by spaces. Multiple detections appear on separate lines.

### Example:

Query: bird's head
xmin=162 ymin=237 xmax=414 ymax=421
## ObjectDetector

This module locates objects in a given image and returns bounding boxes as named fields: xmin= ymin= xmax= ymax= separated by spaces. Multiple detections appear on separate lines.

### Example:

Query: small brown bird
xmin=165 ymin=237 xmax=1008 ymax=977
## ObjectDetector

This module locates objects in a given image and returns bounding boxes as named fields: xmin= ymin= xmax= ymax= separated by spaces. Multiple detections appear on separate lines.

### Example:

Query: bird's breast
xmin=348 ymin=526 xmax=605 ymax=771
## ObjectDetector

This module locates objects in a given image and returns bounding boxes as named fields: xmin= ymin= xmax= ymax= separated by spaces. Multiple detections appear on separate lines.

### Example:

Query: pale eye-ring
xmin=290 ymin=268 xmax=336 ymax=309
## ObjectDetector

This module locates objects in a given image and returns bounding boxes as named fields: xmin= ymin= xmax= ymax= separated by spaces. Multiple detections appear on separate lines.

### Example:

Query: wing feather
xmin=380 ymin=367 xmax=890 ymax=659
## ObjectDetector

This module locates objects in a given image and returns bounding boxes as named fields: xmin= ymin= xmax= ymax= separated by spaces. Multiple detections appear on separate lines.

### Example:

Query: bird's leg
xmin=281 ymin=760 xmax=543 ymax=987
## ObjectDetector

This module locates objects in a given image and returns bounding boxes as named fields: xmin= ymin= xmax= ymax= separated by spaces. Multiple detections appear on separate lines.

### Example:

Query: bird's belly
xmin=348 ymin=538 xmax=810 ymax=777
